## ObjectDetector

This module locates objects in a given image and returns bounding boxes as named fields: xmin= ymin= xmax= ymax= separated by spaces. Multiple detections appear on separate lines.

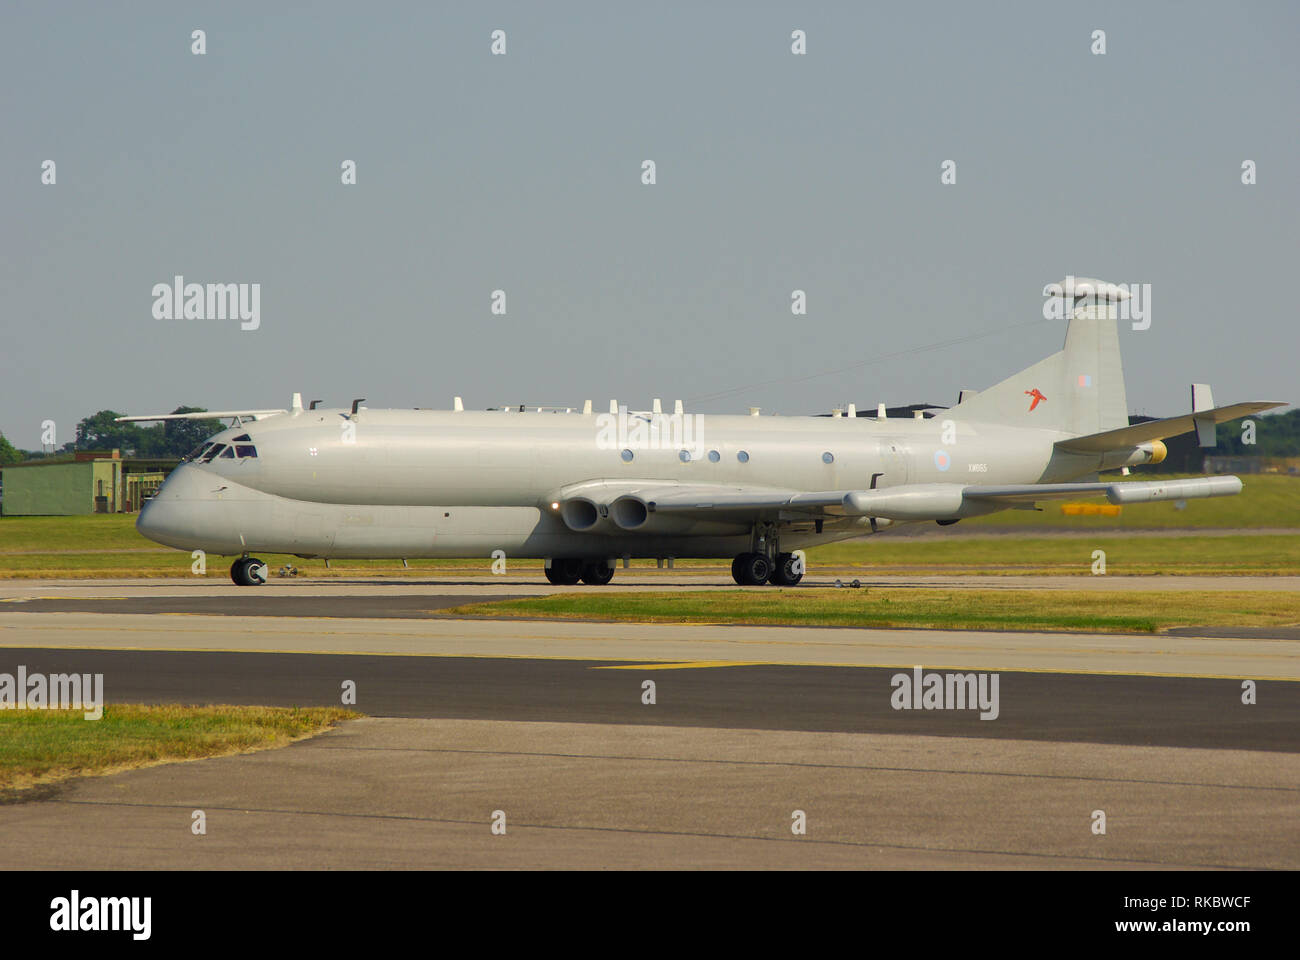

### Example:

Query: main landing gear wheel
xmin=768 ymin=553 xmax=804 ymax=587
xmin=580 ymin=561 xmax=615 ymax=585
xmin=730 ymin=552 xmax=771 ymax=586
xmin=230 ymin=557 xmax=268 ymax=586
xmin=544 ymin=558 xmax=583 ymax=585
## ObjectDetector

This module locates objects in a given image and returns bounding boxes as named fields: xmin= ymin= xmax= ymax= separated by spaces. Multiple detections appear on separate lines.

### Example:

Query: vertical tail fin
xmin=949 ymin=278 xmax=1129 ymax=435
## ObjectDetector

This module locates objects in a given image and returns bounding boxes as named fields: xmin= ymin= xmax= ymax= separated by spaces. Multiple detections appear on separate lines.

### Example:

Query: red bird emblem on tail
xmin=1024 ymin=388 xmax=1046 ymax=411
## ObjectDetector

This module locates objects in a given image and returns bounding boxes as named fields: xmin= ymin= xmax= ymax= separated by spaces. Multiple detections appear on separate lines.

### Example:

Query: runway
xmin=1 ymin=647 xmax=1295 ymax=750
xmin=4 ymin=573 xmax=1300 ymax=595
xmin=1 ymin=577 xmax=1297 ymax=868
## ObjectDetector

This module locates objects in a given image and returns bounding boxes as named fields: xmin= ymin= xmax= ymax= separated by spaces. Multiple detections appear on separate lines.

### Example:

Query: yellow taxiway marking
xmin=591 ymin=661 xmax=762 ymax=670
xmin=0 ymin=638 xmax=1295 ymax=683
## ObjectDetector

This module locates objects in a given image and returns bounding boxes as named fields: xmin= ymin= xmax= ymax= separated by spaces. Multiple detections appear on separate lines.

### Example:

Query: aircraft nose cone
xmin=136 ymin=465 xmax=206 ymax=549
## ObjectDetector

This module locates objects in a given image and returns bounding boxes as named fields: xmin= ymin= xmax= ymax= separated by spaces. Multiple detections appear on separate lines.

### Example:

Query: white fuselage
xmin=137 ymin=406 xmax=1096 ymax=561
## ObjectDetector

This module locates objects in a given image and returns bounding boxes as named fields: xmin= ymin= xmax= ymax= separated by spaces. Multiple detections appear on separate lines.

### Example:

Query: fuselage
xmin=137 ymin=406 xmax=1099 ymax=561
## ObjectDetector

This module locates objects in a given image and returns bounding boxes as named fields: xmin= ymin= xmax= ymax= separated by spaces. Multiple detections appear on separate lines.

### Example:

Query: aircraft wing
xmin=554 ymin=475 xmax=1246 ymax=525
xmin=956 ymin=476 xmax=1243 ymax=506
xmin=1055 ymin=401 xmax=1284 ymax=453
xmin=115 ymin=409 xmax=287 ymax=423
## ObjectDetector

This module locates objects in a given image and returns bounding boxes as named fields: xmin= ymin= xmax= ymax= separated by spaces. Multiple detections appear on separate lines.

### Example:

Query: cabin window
xmin=707 ymin=450 xmax=720 ymax=462
xmin=621 ymin=449 xmax=634 ymax=462
xmin=822 ymin=452 xmax=835 ymax=464
xmin=737 ymin=450 xmax=750 ymax=463
xmin=679 ymin=450 xmax=691 ymax=462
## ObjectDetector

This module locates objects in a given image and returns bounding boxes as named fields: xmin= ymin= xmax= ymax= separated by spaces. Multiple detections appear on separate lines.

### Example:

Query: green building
xmin=0 ymin=451 xmax=173 ymax=516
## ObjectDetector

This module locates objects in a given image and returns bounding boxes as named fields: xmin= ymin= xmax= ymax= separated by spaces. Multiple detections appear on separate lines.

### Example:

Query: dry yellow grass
xmin=0 ymin=704 xmax=357 ymax=798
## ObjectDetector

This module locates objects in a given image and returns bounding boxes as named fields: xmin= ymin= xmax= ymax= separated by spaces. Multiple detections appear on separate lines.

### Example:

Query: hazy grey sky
xmin=2 ymin=1 xmax=1296 ymax=448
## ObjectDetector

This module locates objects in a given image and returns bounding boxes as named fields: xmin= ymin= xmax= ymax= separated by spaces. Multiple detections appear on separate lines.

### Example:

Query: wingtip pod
xmin=1105 ymin=475 xmax=1242 ymax=505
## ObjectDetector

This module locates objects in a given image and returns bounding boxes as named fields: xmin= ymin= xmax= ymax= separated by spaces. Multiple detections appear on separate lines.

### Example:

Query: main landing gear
xmin=730 ymin=552 xmax=804 ymax=586
xmin=544 ymin=559 xmax=616 ymax=586
xmin=731 ymin=522 xmax=804 ymax=586
xmin=230 ymin=556 xmax=268 ymax=586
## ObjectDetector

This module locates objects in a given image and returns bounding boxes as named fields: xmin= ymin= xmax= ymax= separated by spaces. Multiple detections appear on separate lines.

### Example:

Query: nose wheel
xmin=230 ymin=557 xmax=268 ymax=586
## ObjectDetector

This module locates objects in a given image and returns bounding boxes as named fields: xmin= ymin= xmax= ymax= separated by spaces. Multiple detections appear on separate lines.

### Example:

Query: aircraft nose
xmin=136 ymin=465 xmax=209 ymax=549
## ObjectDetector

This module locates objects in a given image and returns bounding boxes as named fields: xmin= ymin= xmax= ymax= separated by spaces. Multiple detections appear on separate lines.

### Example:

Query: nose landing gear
xmin=230 ymin=557 xmax=268 ymax=586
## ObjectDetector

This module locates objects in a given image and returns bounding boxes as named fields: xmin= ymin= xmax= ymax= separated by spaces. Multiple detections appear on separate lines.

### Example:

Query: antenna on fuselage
xmin=351 ymin=398 xmax=365 ymax=416
xmin=310 ymin=400 xmax=322 ymax=410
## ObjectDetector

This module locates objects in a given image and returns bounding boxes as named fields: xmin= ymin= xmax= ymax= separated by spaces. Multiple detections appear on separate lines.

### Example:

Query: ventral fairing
xmin=120 ymin=279 xmax=1284 ymax=587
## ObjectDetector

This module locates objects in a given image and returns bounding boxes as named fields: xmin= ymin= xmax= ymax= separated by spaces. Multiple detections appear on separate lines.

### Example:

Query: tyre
xmin=246 ymin=558 xmax=268 ymax=585
xmin=580 ymin=561 xmax=615 ymax=585
xmin=230 ymin=558 xmax=248 ymax=586
xmin=730 ymin=555 xmax=747 ymax=585
xmin=769 ymin=553 xmax=804 ymax=586
xmin=544 ymin=558 xmax=583 ymax=585
xmin=737 ymin=552 xmax=771 ymax=586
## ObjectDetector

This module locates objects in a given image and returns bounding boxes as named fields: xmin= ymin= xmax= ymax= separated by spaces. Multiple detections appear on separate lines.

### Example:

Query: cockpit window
xmin=201 ymin=444 xmax=226 ymax=462
xmin=235 ymin=445 xmax=257 ymax=458
xmin=186 ymin=442 xmax=213 ymax=462
xmin=231 ymin=434 xmax=251 ymax=442
xmin=219 ymin=446 xmax=235 ymax=459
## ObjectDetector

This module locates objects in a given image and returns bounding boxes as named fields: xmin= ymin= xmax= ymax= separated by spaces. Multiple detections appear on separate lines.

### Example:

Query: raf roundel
xmin=933 ymin=450 xmax=951 ymax=472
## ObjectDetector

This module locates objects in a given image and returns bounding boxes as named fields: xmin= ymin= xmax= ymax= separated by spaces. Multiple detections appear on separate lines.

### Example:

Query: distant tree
xmin=0 ymin=432 xmax=22 ymax=466
xmin=74 ymin=410 xmax=142 ymax=453
xmin=71 ymin=407 xmax=222 ymax=459
xmin=155 ymin=407 xmax=223 ymax=458
xmin=1214 ymin=409 xmax=1300 ymax=458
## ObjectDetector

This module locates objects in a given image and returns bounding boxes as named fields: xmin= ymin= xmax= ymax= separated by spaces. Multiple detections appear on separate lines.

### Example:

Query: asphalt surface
xmin=8 ymin=718 xmax=1296 ymax=869
xmin=2 ymin=647 xmax=1295 ymax=752
xmin=2 ymin=576 xmax=1296 ymax=868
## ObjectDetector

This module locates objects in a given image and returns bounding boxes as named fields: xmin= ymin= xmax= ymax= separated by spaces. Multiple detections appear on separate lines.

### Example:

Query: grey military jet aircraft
xmin=122 ymin=279 xmax=1283 ymax=586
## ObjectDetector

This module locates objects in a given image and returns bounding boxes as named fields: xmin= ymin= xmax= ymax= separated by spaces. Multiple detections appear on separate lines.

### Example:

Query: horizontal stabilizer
xmin=1055 ymin=402 xmax=1284 ymax=453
